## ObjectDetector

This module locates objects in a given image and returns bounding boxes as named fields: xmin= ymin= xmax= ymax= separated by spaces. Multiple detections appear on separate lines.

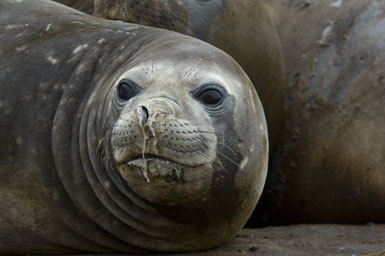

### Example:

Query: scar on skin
xmin=72 ymin=44 xmax=89 ymax=54
xmin=240 ymin=156 xmax=249 ymax=170
xmin=45 ymin=23 xmax=52 ymax=31
xmin=331 ymin=0 xmax=343 ymax=8
xmin=47 ymin=55 xmax=58 ymax=65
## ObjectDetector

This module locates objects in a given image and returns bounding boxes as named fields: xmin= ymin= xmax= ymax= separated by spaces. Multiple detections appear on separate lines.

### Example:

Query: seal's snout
xmin=138 ymin=106 xmax=149 ymax=126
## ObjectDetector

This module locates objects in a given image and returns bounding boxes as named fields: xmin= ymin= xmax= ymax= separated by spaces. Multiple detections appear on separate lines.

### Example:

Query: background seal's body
xmin=257 ymin=0 xmax=385 ymax=224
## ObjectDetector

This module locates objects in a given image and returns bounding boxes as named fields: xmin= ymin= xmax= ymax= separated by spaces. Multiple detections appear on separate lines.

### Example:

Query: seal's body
xmin=256 ymin=0 xmax=385 ymax=224
xmin=0 ymin=0 xmax=268 ymax=254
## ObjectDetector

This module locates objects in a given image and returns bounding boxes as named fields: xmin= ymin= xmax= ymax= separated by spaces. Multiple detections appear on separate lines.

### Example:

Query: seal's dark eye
xmin=199 ymin=88 xmax=223 ymax=105
xmin=117 ymin=80 xmax=140 ymax=101
xmin=192 ymin=84 xmax=226 ymax=107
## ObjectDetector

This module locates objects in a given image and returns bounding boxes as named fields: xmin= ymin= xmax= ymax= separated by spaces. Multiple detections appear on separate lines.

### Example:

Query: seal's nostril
xmin=138 ymin=106 xmax=149 ymax=126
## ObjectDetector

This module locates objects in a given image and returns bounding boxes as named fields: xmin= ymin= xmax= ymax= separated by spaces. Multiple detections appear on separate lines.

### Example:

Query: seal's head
xmin=105 ymin=35 xmax=268 ymax=251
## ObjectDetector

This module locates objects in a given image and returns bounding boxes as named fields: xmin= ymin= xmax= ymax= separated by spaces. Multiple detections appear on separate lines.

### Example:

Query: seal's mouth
xmin=120 ymin=154 xmax=187 ymax=183
xmin=122 ymin=153 xmax=198 ymax=168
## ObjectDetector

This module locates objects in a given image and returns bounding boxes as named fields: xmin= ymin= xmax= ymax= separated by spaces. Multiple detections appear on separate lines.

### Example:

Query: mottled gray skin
xmin=254 ymin=0 xmax=385 ymax=224
xmin=0 ymin=0 xmax=268 ymax=254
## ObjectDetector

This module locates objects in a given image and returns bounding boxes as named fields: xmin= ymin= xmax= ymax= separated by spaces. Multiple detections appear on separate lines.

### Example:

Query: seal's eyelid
xmin=190 ymin=83 xmax=227 ymax=107
xmin=116 ymin=79 xmax=142 ymax=102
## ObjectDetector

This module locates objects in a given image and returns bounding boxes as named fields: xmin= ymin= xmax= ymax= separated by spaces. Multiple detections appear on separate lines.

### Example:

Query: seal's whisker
xmin=100 ymin=145 xmax=112 ymax=169
xmin=202 ymin=137 xmax=238 ymax=156
xmin=213 ymin=157 xmax=230 ymax=174
xmin=197 ymin=130 xmax=216 ymax=134
xmin=189 ymin=121 xmax=212 ymax=126
xmin=217 ymin=143 xmax=238 ymax=157
xmin=99 ymin=146 xmax=109 ymax=167
xmin=196 ymin=151 xmax=214 ymax=161
xmin=97 ymin=137 xmax=107 ymax=153
xmin=209 ymin=148 xmax=240 ymax=167
xmin=101 ymin=144 xmax=117 ymax=172
xmin=195 ymin=151 xmax=229 ymax=174
xmin=206 ymin=153 xmax=230 ymax=174
xmin=196 ymin=143 xmax=236 ymax=172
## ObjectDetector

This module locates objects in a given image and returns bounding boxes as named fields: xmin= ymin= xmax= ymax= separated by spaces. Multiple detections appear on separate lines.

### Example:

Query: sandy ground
xmin=190 ymin=224 xmax=385 ymax=256
xmin=72 ymin=224 xmax=385 ymax=256
xmin=107 ymin=224 xmax=385 ymax=256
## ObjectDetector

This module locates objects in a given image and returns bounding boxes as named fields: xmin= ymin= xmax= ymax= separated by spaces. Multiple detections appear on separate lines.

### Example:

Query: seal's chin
xmin=115 ymin=152 xmax=214 ymax=206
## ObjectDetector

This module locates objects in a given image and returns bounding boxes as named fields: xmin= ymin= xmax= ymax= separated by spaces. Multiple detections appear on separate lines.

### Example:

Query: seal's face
xmin=111 ymin=78 xmax=221 ymax=206
xmin=110 ymin=57 xmax=232 ymax=206
xmin=107 ymin=39 xmax=268 ymax=243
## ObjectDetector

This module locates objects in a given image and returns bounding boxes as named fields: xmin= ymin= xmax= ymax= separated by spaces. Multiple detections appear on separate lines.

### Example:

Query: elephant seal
xmin=54 ymin=0 xmax=287 ymax=152
xmin=56 ymin=0 xmax=385 ymax=226
xmin=252 ymin=0 xmax=385 ymax=225
xmin=0 ymin=0 xmax=268 ymax=254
